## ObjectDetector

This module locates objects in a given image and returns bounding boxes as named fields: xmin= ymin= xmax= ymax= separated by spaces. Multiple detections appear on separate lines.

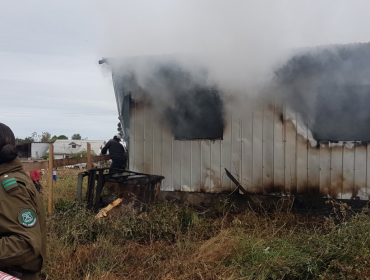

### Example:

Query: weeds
xmin=41 ymin=175 xmax=370 ymax=279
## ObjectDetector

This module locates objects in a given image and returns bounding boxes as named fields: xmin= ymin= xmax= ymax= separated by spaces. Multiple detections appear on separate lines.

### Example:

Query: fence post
xmin=48 ymin=144 xmax=54 ymax=213
xmin=87 ymin=142 xmax=92 ymax=170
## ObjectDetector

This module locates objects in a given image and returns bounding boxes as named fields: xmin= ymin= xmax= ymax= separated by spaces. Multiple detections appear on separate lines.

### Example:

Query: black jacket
xmin=101 ymin=140 xmax=126 ymax=161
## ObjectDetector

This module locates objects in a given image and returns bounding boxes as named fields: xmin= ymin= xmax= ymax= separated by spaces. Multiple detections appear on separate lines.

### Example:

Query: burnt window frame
xmin=170 ymin=87 xmax=224 ymax=141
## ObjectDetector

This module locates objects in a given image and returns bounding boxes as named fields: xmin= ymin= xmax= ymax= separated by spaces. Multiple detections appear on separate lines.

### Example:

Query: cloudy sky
xmin=1 ymin=1 xmax=370 ymax=140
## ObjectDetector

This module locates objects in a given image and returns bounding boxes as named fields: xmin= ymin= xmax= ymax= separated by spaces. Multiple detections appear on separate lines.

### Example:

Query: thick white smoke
xmin=96 ymin=0 xmax=370 ymax=92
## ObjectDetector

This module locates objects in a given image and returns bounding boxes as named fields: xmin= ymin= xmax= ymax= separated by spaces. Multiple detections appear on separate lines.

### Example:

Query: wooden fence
xmin=22 ymin=143 xmax=110 ymax=213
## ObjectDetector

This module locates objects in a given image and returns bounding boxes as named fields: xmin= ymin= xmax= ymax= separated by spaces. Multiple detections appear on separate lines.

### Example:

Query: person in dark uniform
xmin=101 ymin=134 xmax=127 ymax=173
xmin=0 ymin=123 xmax=46 ymax=280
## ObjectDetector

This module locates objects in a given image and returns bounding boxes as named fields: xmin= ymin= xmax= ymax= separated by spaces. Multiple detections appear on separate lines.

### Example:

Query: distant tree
xmin=15 ymin=137 xmax=34 ymax=145
xmin=71 ymin=133 xmax=82 ymax=140
xmin=41 ymin=132 xmax=52 ymax=143
xmin=31 ymin=132 xmax=40 ymax=142
xmin=50 ymin=134 xmax=68 ymax=142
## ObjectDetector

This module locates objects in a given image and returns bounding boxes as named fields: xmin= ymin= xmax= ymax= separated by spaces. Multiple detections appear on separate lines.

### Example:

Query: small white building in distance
xmin=48 ymin=140 xmax=107 ymax=159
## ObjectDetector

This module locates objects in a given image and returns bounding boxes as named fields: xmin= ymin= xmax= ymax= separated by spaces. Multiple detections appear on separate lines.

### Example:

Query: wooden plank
xmin=22 ymin=155 xmax=111 ymax=172
xmin=96 ymin=198 xmax=123 ymax=218
xmin=87 ymin=142 xmax=92 ymax=170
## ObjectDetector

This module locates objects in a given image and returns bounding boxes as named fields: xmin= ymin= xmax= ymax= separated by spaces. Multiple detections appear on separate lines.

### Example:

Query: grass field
xmin=39 ymin=171 xmax=370 ymax=280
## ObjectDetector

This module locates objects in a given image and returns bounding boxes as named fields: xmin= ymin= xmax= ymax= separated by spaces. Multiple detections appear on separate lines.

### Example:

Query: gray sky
xmin=0 ymin=1 xmax=116 ymax=140
xmin=1 ymin=1 xmax=370 ymax=140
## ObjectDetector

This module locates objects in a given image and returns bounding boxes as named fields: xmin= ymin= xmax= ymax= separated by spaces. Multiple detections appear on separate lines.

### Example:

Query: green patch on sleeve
xmin=18 ymin=208 xmax=38 ymax=228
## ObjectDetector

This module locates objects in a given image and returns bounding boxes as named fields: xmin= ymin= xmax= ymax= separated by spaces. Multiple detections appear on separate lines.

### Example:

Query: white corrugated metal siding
xmin=127 ymin=96 xmax=369 ymax=200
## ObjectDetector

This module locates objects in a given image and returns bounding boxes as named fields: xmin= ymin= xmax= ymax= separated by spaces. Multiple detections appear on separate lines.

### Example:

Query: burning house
xmin=100 ymin=43 xmax=370 ymax=200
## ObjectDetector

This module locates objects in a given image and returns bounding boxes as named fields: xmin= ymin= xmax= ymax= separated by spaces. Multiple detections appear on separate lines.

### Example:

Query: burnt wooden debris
xmin=79 ymin=167 xmax=164 ymax=212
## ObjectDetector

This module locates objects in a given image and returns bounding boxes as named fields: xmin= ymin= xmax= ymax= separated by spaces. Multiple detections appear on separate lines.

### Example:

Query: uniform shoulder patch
xmin=18 ymin=208 xmax=38 ymax=228
xmin=1 ymin=175 xmax=18 ymax=192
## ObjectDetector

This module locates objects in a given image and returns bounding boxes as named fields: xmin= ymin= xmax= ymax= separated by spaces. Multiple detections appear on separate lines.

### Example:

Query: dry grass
xmin=39 ymin=174 xmax=370 ymax=280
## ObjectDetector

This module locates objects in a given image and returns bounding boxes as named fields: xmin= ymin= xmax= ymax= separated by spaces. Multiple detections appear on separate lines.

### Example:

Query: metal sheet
xmin=129 ymin=98 xmax=136 ymax=171
xmin=296 ymin=115 xmax=308 ymax=195
xmin=319 ymin=142 xmax=331 ymax=196
xmin=181 ymin=141 xmax=192 ymax=191
xmin=231 ymin=113 xmax=242 ymax=191
xmin=366 ymin=143 xmax=370 ymax=199
xmin=307 ymin=145 xmax=319 ymax=196
xmin=284 ymin=119 xmax=297 ymax=194
xmin=143 ymin=106 xmax=153 ymax=174
xmin=342 ymin=144 xmax=355 ymax=199
xmin=210 ymin=140 xmax=222 ymax=192
xmin=201 ymin=140 xmax=212 ymax=192
xmin=133 ymin=104 xmax=144 ymax=173
xmin=262 ymin=105 xmax=274 ymax=193
xmin=221 ymin=112 xmax=233 ymax=190
xmin=252 ymin=108 xmax=263 ymax=193
xmin=191 ymin=141 xmax=202 ymax=192
xmin=161 ymin=126 xmax=173 ymax=191
xmin=152 ymin=117 xmax=163 ymax=176
xmin=273 ymin=107 xmax=285 ymax=193
xmin=241 ymin=106 xmax=253 ymax=192
xmin=330 ymin=143 xmax=343 ymax=199
xmin=173 ymin=140 xmax=182 ymax=191
xmin=354 ymin=143 xmax=367 ymax=199
xmin=125 ymin=95 xmax=370 ymax=199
